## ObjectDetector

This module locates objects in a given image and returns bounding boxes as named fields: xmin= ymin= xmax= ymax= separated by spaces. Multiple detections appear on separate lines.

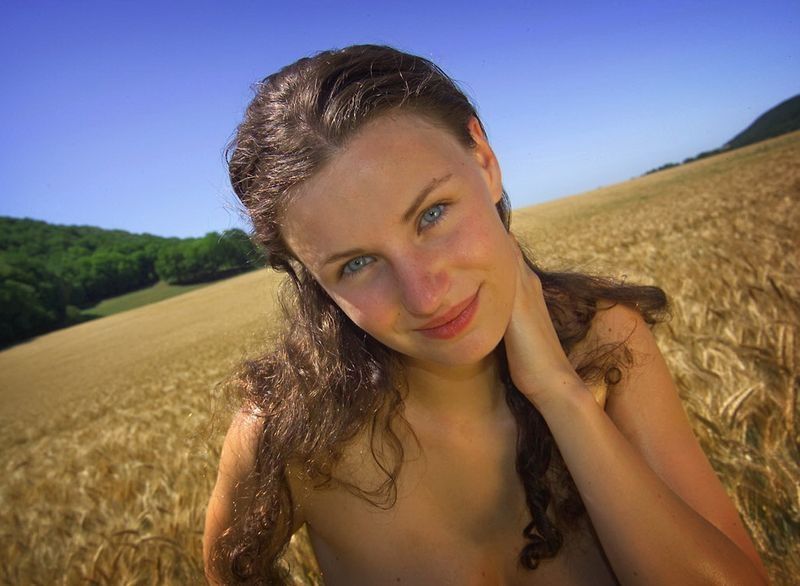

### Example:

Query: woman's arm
xmin=203 ymin=409 xmax=264 ymax=584
xmin=503 ymin=242 xmax=769 ymax=584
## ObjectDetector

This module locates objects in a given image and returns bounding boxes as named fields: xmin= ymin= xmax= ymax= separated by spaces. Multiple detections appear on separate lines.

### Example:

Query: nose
xmin=393 ymin=250 xmax=450 ymax=317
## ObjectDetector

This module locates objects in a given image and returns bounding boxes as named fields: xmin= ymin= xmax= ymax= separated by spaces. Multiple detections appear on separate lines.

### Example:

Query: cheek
xmin=454 ymin=206 xmax=517 ymax=307
xmin=447 ymin=207 xmax=507 ymax=266
xmin=332 ymin=286 xmax=398 ymax=333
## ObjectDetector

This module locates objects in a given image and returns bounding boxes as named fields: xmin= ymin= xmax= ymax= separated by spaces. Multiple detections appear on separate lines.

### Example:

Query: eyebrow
xmin=401 ymin=173 xmax=453 ymax=223
xmin=321 ymin=173 xmax=453 ymax=268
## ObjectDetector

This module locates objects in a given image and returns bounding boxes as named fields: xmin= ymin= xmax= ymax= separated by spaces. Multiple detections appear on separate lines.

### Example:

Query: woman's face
xmin=282 ymin=112 xmax=518 ymax=371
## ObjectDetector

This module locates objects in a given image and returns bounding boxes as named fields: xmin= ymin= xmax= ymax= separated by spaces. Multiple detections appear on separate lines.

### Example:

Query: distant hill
xmin=724 ymin=94 xmax=800 ymax=150
xmin=645 ymin=93 xmax=800 ymax=175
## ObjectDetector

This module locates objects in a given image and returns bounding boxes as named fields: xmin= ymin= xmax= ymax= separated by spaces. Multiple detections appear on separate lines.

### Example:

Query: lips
xmin=415 ymin=289 xmax=480 ymax=339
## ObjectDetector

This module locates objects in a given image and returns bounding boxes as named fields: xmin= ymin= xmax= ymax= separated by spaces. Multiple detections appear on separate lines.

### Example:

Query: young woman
xmin=203 ymin=45 xmax=768 ymax=585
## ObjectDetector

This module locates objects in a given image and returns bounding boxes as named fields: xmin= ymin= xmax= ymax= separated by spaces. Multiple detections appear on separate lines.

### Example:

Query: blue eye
xmin=419 ymin=203 xmax=446 ymax=229
xmin=342 ymin=255 xmax=374 ymax=277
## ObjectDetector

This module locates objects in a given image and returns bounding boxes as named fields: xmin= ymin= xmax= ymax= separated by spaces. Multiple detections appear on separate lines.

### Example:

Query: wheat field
xmin=1 ymin=131 xmax=797 ymax=584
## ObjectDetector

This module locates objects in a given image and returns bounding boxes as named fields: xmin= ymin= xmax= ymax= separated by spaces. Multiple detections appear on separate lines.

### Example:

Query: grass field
xmin=81 ymin=280 xmax=212 ymax=319
xmin=1 ymin=131 xmax=798 ymax=584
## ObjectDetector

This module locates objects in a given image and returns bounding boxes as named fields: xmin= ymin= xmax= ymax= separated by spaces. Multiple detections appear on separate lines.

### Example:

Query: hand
xmin=503 ymin=236 xmax=586 ymax=410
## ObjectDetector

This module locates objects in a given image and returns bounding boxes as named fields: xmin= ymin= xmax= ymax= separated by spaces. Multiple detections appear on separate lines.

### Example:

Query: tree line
xmin=0 ymin=217 xmax=263 ymax=347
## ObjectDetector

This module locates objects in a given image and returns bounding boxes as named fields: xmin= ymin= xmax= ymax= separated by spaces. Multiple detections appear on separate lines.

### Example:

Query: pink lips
xmin=415 ymin=289 xmax=480 ymax=340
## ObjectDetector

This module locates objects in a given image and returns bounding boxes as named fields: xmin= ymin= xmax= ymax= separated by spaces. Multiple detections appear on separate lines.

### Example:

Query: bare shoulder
xmin=585 ymin=299 xmax=767 ymax=577
xmin=203 ymin=408 xmax=264 ymax=567
xmin=203 ymin=408 xmax=308 ymax=581
xmin=217 ymin=408 xmax=263 ymax=482
xmin=584 ymin=299 xmax=677 ymax=443
xmin=582 ymin=298 xmax=695 ymax=458
xmin=584 ymin=299 xmax=651 ymax=351
xmin=567 ymin=299 xmax=649 ymax=407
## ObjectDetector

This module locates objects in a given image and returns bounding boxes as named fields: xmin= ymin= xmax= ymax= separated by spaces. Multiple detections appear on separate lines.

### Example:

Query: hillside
xmin=645 ymin=93 xmax=800 ymax=174
xmin=0 ymin=218 xmax=259 ymax=346
xmin=1 ymin=131 xmax=798 ymax=584
xmin=726 ymin=94 xmax=800 ymax=150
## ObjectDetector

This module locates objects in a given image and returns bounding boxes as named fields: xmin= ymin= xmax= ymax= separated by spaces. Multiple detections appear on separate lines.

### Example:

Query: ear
xmin=466 ymin=117 xmax=503 ymax=204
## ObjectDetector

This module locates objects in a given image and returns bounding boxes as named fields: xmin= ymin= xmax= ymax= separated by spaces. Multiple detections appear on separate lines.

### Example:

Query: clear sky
xmin=1 ymin=0 xmax=797 ymax=238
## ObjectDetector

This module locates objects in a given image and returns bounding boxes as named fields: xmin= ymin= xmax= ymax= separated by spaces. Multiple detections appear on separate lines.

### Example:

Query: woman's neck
xmin=399 ymin=350 xmax=508 ymax=426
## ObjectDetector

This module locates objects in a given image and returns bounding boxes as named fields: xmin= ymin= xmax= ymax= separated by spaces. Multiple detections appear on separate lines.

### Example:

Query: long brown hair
xmin=210 ymin=44 xmax=669 ymax=583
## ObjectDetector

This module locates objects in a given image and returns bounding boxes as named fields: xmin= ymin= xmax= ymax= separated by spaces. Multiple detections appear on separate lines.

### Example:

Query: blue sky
xmin=1 ymin=0 xmax=797 ymax=238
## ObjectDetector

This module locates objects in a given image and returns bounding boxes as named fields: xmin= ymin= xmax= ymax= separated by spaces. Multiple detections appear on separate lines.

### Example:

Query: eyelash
xmin=339 ymin=202 xmax=449 ymax=278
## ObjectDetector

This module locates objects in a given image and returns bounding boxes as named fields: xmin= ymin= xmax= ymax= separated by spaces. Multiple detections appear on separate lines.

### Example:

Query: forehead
xmin=282 ymin=113 xmax=472 ymax=267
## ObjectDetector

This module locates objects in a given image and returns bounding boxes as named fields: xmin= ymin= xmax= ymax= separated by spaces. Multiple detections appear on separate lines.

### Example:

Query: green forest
xmin=0 ymin=217 xmax=263 ymax=347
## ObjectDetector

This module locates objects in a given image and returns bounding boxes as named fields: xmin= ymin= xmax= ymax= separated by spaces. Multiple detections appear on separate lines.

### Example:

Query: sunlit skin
xmin=284 ymin=114 xmax=518 ymax=382
xmin=206 ymin=112 xmax=770 ymax=585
